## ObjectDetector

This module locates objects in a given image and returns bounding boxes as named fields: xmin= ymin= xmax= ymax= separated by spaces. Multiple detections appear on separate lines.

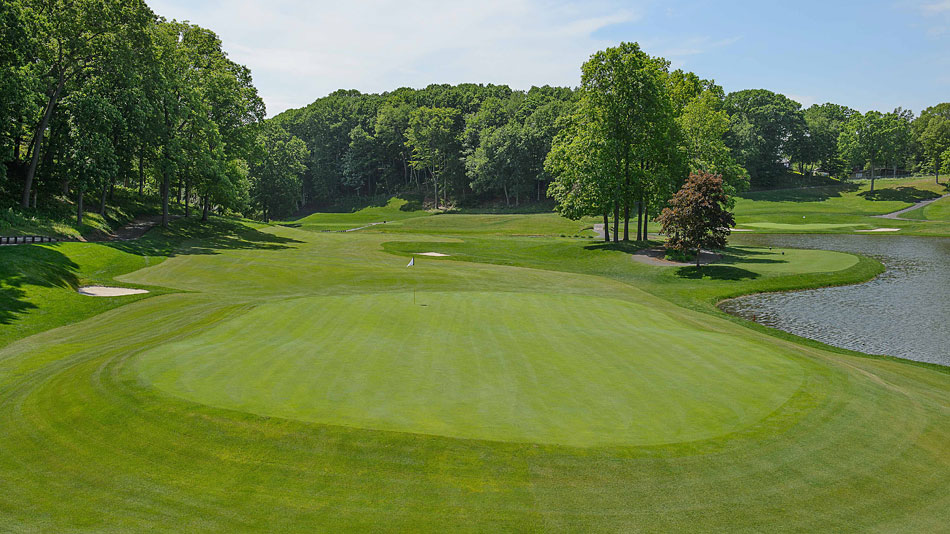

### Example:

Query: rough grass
xmin=0 ymin=212 xmax=947 ymax=532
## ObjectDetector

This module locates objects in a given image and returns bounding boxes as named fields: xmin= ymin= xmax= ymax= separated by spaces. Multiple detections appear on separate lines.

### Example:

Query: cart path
xmin=873 ymin=193 xmax=949 ymax=220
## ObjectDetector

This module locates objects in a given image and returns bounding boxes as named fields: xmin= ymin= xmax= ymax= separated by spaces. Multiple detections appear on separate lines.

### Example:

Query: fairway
xmin=135 ymin=291 xmax=802 ymax=446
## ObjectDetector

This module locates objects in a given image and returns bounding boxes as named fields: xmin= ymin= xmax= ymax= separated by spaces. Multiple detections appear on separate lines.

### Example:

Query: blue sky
xmin=149 ymin=0 xmax=950 ymax=117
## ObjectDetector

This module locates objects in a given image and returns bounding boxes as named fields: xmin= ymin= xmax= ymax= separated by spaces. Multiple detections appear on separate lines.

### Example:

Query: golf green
xmin=134 ymin=291 xmax=802 ymax=446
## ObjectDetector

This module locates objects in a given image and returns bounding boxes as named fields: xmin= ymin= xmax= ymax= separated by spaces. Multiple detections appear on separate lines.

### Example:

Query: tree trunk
xmin=696 ymin=247 xmax=701 ymax=269
xmin=602 ymin=211 xmax=610 ymax=243
xmin=161 ymin=166 xmax=170 ymax=228
xmin=139 ymin=152 xmax=145 ymax=195
xmin=184 ymin=177 xmax=191 ymax=218
xmin=637 ymin=200 xmax=644 ymax=241
xmin=99 ymin=183 xmax=108 ymax=216
xmin=433 ymin=171 xmax=438 ymax=210
xmin=622 ymin=200 xmax=629 ymax=241
xmin=76 ymin=189 xmax=83 ymax=226
xmin=503 ymin=184 xmax=509 ymax=206
xmin=870 ymin=162 xmax=875 ymax=193
xmin=202 ymin=194 xmax=209 ymax=221
xmin=23 ymin=74 xmax=65 ymax=208
xmin=612 ymin=201 xmax=619 ymax=243
xmin=643 ymin=204 xmax=649 ymax=240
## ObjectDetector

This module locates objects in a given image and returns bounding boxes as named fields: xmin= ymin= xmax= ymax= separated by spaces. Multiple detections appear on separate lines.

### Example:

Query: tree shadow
xmin=716 ymin=246 xmax=789 ymax=265
xmin=0 ymin=245 xmax=80 ymax=325
xmin=738 ymin=182 xmax=859 ymax=203
xmin=858 ymin=187 xmax=941 ymax=203
xmin=104 ymin=217 xmax=303 ymax=258
xmin=675 ymin=265 xmax=760 ymax=280
xmin=583 ymin=241 xmax=652 ymax=254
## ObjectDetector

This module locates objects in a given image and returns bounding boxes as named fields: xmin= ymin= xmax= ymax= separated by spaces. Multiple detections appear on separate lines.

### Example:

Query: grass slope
xmin=733 ymin=176 xmax=950 ymax=235
xmin=0 ymin=212 xmax=946 ymax=531
xmin=902 ymin=194 xmax=950 ymax=221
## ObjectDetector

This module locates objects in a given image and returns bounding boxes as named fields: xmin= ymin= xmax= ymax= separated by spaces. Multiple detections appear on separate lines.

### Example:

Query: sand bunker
xmin=415 ymin=252 xmax=450 ymax=257
xmin=78 ymin=286 xmax=150 ymax=297
xmin=856 ymin=228 xmax=901 ymax=233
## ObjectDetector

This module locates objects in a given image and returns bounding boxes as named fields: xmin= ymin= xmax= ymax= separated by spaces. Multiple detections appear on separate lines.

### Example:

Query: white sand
xmin=856 ymin=228 xmax=901 ymax=233
xmin=415 ymin=252 xmax=450 ymax=257
xmin=78 ymin=286 xmax=150 ymax=297
xmin=730 ymin=228 xmax=754 ymax=232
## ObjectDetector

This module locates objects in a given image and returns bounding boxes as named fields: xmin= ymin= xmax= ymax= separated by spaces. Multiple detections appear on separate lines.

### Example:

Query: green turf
xmin=733 ymin=176 xmax=950 ymax=236
xmin=0 ymin=241 xmax=161 ymax=348
xmin=902 ymin=194 xmax=950 ymax=221
xmin=134 ymin=291 xmax=803 ymax=447
xmin=0 ymin=212 xmax=947 ymax=532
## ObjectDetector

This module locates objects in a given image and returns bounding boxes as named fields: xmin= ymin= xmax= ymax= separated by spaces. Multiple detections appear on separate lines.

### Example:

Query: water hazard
xmin=722 ymin=234 xmax=950 ymax=366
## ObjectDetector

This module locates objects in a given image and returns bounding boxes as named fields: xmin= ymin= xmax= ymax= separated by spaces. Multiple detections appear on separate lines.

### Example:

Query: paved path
xmin=344 ymin=221 xmax=388 ymax=232
xmin=873 ymin=194 xmax=949 ymax=220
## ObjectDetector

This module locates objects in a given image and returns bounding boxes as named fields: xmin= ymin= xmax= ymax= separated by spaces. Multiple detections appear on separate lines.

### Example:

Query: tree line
xmin=0 ymin=0 xmax=309 ymax=227
xmin=4 ymin=3 xmax=949 ymax=227
xmin=269 ymin=84 xmax=575 ymax=214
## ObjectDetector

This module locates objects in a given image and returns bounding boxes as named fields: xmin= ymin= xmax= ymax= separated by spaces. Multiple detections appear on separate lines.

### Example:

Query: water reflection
xmin=722 ymin=234 xmax=950 ymax=366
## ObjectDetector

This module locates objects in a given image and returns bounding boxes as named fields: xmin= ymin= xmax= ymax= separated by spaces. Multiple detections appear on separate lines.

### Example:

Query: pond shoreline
xmin=721 ymin=234 xmax=950 ymax=369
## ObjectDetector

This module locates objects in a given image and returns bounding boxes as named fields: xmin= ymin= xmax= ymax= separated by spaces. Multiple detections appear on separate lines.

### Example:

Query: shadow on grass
xmin=583 ymin=241 xmax=652 ymax=254
xmin=858 ymin=187 xmax=941 ymax=203
xmin=717 ymin=246 xmax=789 ymax=265
xmin=738 ymin=182 xmax=859 ymax=203
xmin=0 ymin=244 xmax=79 ymax=325
xmin=104 ymin=217 xmax=303 ymax=258
xmin=675 ymin=265 xmax=760 ymax=280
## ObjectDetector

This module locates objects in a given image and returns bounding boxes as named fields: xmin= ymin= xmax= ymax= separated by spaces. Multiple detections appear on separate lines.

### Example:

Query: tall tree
xmin=17 ymin=0 xmax=153 ymax=208
xmin=677 ymin=89 xmax=749 ymax=198
xmin=913 ymin=103 xmax=950 ymax=183
xmin=577 ymin=42 xmax=673 ymax=242
xmin=249 ymin=125 xmax=308 ymax=222
xmin=406 ymin=106 xmax=460 ymax=209
xmin=803 ymin=103 xmax=856 ymax=177
xmin=723 ymin=89 xmax=806 ymax=185
xmin=838 ymin=111 xmax=888 ymax=192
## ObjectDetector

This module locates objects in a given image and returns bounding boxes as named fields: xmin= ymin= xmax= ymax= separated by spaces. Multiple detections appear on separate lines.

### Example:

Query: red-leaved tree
xmin=657 ymin=171 xmax=735 ymax=268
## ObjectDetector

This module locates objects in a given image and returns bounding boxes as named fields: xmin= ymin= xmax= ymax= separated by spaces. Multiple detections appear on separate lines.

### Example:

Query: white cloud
xmin=921 ymin=0 xmax=950 ymax=12
xmin=148 ymin=0 xmax=644 ymax=116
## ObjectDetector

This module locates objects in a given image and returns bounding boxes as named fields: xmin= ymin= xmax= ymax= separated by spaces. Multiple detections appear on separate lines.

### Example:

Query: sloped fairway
xmin=0 ymin=222 xmax=948 ymax=532
xmin=134 ymin=292 xmax=802 ymax=447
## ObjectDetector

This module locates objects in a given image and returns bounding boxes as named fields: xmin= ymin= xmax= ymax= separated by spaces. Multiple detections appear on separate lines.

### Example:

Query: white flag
xmin=407 ymin=257 xmax=414 ymax=267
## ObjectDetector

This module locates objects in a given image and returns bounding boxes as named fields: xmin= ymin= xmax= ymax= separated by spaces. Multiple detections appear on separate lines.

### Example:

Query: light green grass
xmin=286 ymin=197 xmax=430 ymax=231
xmin=902 ymin=194 xmax=950 ymax=221
xmin=734 ymin=176 xmax=950 ymax=235
xmin=0 ymin=213 xmax=947 ymax=531
xmin=135 ymin=291 xmax=803 ymax=447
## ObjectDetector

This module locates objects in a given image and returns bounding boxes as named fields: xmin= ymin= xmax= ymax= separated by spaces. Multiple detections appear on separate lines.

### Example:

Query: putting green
xmin=134 ymin=291 xmax=803 ymax=447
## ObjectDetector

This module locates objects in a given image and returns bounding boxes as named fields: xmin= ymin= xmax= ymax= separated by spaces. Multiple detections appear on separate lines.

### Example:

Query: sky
xmin=148 ymin=0 xmax=950 ymax=117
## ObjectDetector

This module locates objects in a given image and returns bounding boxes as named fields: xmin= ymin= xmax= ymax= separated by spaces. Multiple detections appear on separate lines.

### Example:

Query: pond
xmin=721 ymin=234 xmax=950 ymax=367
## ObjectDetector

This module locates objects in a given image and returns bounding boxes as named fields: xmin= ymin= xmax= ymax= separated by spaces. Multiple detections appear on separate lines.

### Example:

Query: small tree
xmin=657 ymin=171 xmax=735 ymax=268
